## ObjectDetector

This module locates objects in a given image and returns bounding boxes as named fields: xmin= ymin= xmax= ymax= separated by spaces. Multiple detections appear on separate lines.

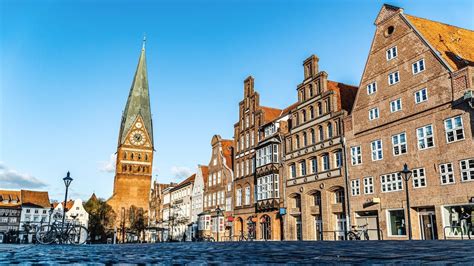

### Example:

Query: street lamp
xmin=400 ymin=163 xmax=413 ymax=240
xmin=62 ymin=171 xmax=73 ymax=232
xmin=215 ymin=206 xmax=223 ymax=242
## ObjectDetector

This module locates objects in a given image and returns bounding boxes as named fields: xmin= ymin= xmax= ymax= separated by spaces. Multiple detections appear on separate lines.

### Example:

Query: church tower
xmin=108 ymin=40 xmax=154 ymax=220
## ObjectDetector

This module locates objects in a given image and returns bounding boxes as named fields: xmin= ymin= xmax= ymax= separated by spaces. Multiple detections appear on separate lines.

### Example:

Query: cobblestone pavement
xmin=0 ymin=240 xmax=473 ymax=264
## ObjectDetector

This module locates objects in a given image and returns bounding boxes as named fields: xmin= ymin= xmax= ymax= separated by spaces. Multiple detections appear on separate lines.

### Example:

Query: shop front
xmin=441 ymin=203 xmax=473 ymax=239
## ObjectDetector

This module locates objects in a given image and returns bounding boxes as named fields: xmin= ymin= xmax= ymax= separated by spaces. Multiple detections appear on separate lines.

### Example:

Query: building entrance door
xmin=419 ymin=211 xmax=438 ymax=240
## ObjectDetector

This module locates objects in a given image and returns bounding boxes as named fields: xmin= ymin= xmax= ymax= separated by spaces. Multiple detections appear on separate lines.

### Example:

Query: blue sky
xmin=1 ymin=0 xmax=472 ymax=201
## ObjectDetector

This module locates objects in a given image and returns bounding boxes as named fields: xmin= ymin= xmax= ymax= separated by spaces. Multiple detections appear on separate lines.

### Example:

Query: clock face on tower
xmin=130 ymin=130 xmax=146 ymax=146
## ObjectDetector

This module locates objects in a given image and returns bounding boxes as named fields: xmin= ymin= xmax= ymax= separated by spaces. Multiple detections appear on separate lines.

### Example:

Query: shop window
xmin=442 ymin=205 xmax=473 ymax=237
xmin=387 ymin=209 xmax=406 ymax=236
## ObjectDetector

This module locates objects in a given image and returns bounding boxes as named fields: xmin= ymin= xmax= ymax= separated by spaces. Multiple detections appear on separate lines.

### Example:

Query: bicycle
xmin=36 ymin=214 xmax=88 ymax=245
xmin=346 ymin=224 xmax=369 ymax=240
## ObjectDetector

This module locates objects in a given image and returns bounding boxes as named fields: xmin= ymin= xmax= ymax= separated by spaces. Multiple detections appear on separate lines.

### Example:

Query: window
xmin=412 ymin=168 xmax=426 ymax=188
xmin=296 ymin=135 xmax=300 ymax=149
xmin=302 ymin=110 xmax=307 ymax=122
xmin=257 ymin=174 xmax=279 ymax=200
xmin=364 ymin=177 xmax=374 ymax=194
xmin=322 ymin=154 xmax=330 ymax=171
xmin=388 ymin=71 xmax=400 ymax=85
xmin=244 ymin=186 xmax=251 ymax=205
xmin=381 ymin=172 xmax=402 ymax=192
xmin=386 ymin=46 xmax=397 ymax=60
xmin=310 ymin=129 xmax=316 ymax=144
xmin=309 ymin=84 xmax=314 ymax=97
xmin=217 ymin=171 xmax=222 ymax=184
xmin=246 ymin=133 xmax=249 ymax=149
xmin=327 ymin=123 xmax=333 ymax=139
xmin=317 ymin=102 xmax=322 ymax=116
xmin=351 ymin=179 xmax=360 ymax=196
xmin=310 ymin=106 xmax=314 ymax=119
xmin=318 ymin=126 xmax=324 ymax=141
xmin=240 ymin=137 xmax=244 ymax=150
xmin=303 ymin=132 xmax=307 ymax=147
xmin=387 ymin=209 xmax=406 ymax=236
xmin=334 ymin=189 xmax=345 ymax=204
xmin=213 ymin=173 xmax=216 ymax=185
xmin=390 ymin=98 xmax=402 ymax=112
xmin=236 ymin=162 xmax=240 ymax=178
xmin=412 ymin=59 xmax=425 ymax=74
xmin=251 ymin=131 xmax=255 ymax=146
xmin=371 ymin=140 xmax=383 ymax=161
xmin=367 ymin=82 xmax=377 ymax=95
xmin=369 ymin=108 xmax=379 ymax=120
xmin=245 ymin=160 xmax=249 ymax=176
xmin=240 ymin=162 xmax=244 ymax=177
xmin=245 ymin=115 xmax=249 ymax=128
xmin=444 ymin=116 xmax=464 ymax=143
xmin=300 ymin=160 xmax=306 ymax=176
xmin=392 ymin=132 xmax=407 ymax=156
xmin=325 ymin=99 xmax=331 ymax=113
xmin=334 ymin=150 xmax=343 ymax=168
xmin=439 ymin=163 xmax=455 ymax=184
xmin=290 ymin=164 xmax=296 ymax=179
xmin=417 ymin=125 xmax=434 ymax=150
xmin=460 ymin=158 xmax=474 ymax=182
xmin=310 ymin=157 xmax=317 ymax=174
xmin=236 ymin=188 xmax=242 ymax=206
xmin=351 ymin=146 xmax=362 ymax=165
xmin=301 ymin=88 xmax=306 ymax=101
xmin=264 ymin=124 xmax=276 ymax=137
xmin=415 ymin=88 xmax=428 ymax=103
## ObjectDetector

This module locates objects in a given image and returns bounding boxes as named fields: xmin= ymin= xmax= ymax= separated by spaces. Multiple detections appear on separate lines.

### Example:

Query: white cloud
xmin=99 ymin=154 xmax=116 ymax=173
xmin=0 ymin=163 xmax=48 ymax=189
xmin=170 ymin=166 xmax=192 ymax=181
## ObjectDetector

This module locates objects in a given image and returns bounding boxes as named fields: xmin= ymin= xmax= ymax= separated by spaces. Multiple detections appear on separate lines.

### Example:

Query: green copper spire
xmin=118 ymin=38 xmax=154 ymax=147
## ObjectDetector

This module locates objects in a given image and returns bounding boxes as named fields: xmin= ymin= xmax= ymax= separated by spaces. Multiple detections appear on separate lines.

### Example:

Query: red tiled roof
xmin=261 ymin=106 xmax=282 ymax=124
xmin=21 ymin=190 xmax=50 ymax=208
xmin=52 ymin=200 xmax=74 ymax=210
xmin=405 ymin=14 xmax=474 ymax=70
xmin=0 ymin=190 xmax=21 ymax=207
xmin=200 ymin=165 xmax=209 ymax=184
xmin=221 ymin=139 xmax=234 ymax=170
xmin=327 ymin=80 xmax=358 ymax=113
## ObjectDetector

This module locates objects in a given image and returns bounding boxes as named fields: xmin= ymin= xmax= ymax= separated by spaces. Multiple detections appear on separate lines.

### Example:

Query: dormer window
xmin=386 ymin=46 xmax=397 ymax=60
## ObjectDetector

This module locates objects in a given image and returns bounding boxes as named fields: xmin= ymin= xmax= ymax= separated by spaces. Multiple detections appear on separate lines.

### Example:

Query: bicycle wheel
xmin=346 ymin=231 xmax=358 ymax=241
xmin=36 ymin=224 xmax=57 ymax=244
xmin=68 ymin=225 xmax=88 ymax=245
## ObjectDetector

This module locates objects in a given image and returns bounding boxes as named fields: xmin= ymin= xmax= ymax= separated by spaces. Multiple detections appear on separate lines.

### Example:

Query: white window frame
xmin=392 ymin=132 xmax=407 ymax=156
xmin=236 ymin=188 xmax=242 ymax=206
xmin=412 ymin=59 xmax=425 ymax=74
xmin=322 ymin=154 xmax=330 ymax=171
xmin=388 ymin=71 xmax=400 ymax=85
xmin=460 ymin=158 xmax=474 ymax=182
xmin=417 ymin=124 xmax=435 ymax=150
xmin=371 ymin=139 xmax=383 ymax=161
xmin=444 ymin=115 xmax=465 ymax=143
xmin=363 ymin=177 xmax=374 ymax=194
xmin=381 ymin=172 xmax=402 ymax=192
xmin=367 ymin=82 xmax=377 ymax=95
xmin=390 ymin=98 xmax=402 ymax=113
xmin=350 ymin=146 xmax=362 ymax=165
xmin=244 ymin=186 xmax=251 ymax=205
xmin=412 ymin=168 xmax=427 ymax=188
xmin=386 ymin=46 xmax=397 ymax=61
xmin=351 ymin=179 xmax=360 ymax=196
xmin=415 ymin=88 xmax=428 ymax=104
xmin=369 ymin=107 xmax=379 ymax=120
xmin=439 ymin=163 xmax=455 ymax=185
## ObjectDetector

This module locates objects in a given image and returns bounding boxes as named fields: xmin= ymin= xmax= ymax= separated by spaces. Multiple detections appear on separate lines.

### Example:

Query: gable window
xmin=369 ymin=108 xmax=379 ymax=120
xmin=350 ymin=146 xmax=362 ymax=165
xmin=351 ymin=179 xmax=360 ymax=196
xmin=386 ymin=46 xmax=397 ymax=60
xmin=392 ymin=132 xmax=407 ymax=156
xmin=460 ymin=158 xmax=474 ymax=182
xmin=390 ymin=98 xmax=402 ymax=112
xmin=412 ymin=168 xmax=427 ymax=188
xmin=388 ymin=71 xmax=400 ymax=85
xmin=371 ymin=140 xmax=383 ymax=161
xmin=439 ymin=163 xmax=455 ymax=185
xmin=417 ymin=125 xmax=434 ymax=150
xmin=444 ymin=116 xmax=464 ymax=143
xmin=412 ymin=59 xmax=425 ymax=74
xmin=415 ymin=88 xmax=428 ymax=104
xmin=381 ymin=172 xmax=402 ymax=192
xmin=367 ymin=82 xmax=377 ymax=95
xmin=364 ymin=177 xmax=374 ymax=194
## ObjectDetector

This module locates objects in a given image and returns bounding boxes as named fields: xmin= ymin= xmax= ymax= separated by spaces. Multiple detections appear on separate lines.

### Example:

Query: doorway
xmin=296 ymin=216 xmax=303 ymax=241
xmin=419 ymin=210 xmax=438 ymax=240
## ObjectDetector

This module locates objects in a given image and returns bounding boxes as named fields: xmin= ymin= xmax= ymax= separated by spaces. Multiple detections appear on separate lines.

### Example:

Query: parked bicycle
xmin=36 ymin=214 xmax=88 ymax=245
xmin=347 ymin=224 xmax=369 ymax=240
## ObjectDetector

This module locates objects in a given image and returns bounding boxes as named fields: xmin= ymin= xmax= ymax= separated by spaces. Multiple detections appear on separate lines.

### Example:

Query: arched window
xmin=296 ymin=135 xmax=300 ymax=149
xmin=301 ymin=88 xmax=306 ymax=101
xmin=123 ymin=152 xmax=127 ymax=159
xmin=317 ymin=81 xmax=322 ymax=94
xmin=287 ymin=138 xmax=292 ymax=152
xmin=303 ymin=132 xmax=307 ymax=147
xmin=310 ymin=106 xmax=314 ymax=119
xmin=260 ymin=215 xmax=271 ymax=240
xmin=326 ymin=98 xmax=331 ymax=113
xmin=302 ymin=110 xmax=307 ymax=122
xmin=309 ymin=84 xmax=314 ymax=97
xmin=310 ymin=128 xmax=316 ymax=144
xmin=313 ymin=191 xmax=321 ymax=206
xmin=319 ymin=126 xmax=324 ymax=141
xmin=300 ymin=160 xmax=306 ymax=176
xmin=145 ymin=154 xmax=148 ymax=161
xmin=131 ymin=153 xmax=134 ymax=160
xmin=327 ymin=122 xmax=333 ymax=139
xmin=334 ymin=121 xmax=340 ymax=136
xmin=321 ymin=153 xmax=330 ymax=171
xmin=317 ymin=102 xmax=322 ymax=116
xmin=138 ymin=153 xmax=142 ymax=160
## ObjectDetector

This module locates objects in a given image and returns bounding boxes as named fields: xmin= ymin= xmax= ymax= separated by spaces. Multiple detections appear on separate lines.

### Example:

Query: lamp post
xmin=215 ymin=206 xmax=223 ymax=242
xmin=62 ymin=171 xmax=73 ymax=233
xmin=400 ymin=163 xmax=413 ymax=240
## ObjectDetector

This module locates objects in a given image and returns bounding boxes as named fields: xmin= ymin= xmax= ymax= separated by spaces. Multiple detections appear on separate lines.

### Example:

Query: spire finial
xmin=142 ymin=34 xmax=146 ymax=50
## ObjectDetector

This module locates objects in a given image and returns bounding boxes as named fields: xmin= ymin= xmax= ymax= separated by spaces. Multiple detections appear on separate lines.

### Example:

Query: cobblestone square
xmin=1 ymin=241 xmax=473 ymax=264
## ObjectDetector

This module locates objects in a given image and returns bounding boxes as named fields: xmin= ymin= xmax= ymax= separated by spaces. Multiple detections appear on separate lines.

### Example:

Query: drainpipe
xmin=341 ymin=136 xmax=352 ymax=234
